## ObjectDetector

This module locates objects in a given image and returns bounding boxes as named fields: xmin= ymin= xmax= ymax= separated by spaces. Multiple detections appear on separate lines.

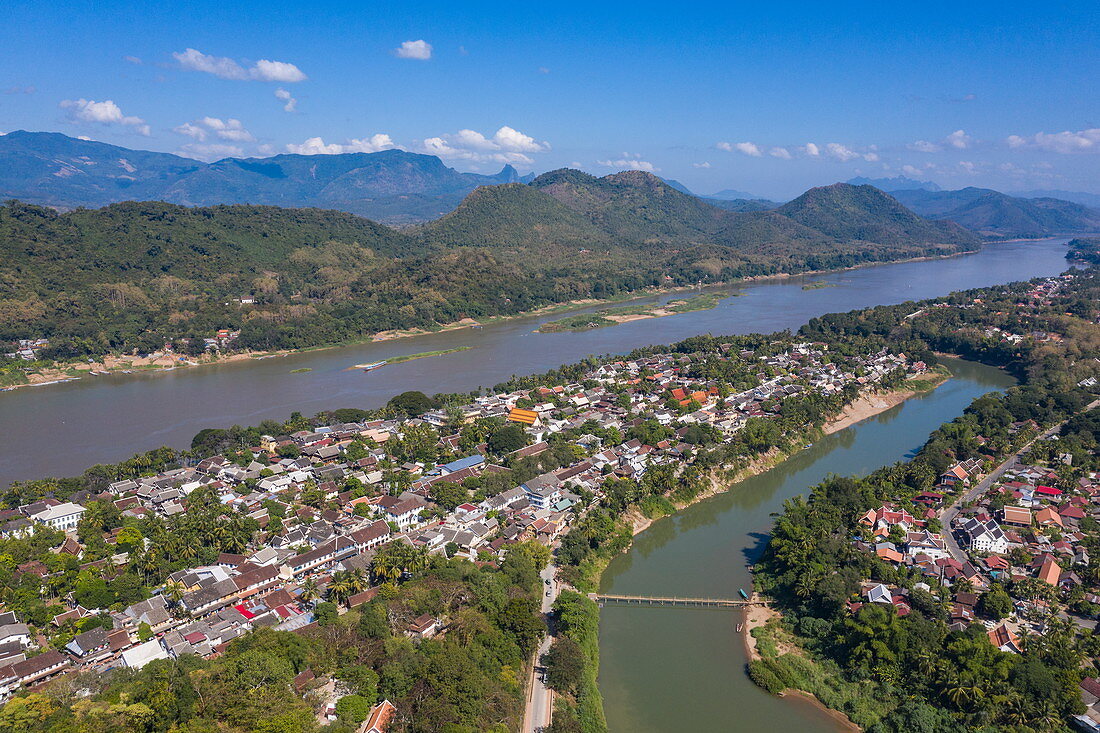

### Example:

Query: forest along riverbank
xmin=0 ymin=237 xmax=1070 ymax=487
xmin=595 ymin=358 xmax=1016 ymax=733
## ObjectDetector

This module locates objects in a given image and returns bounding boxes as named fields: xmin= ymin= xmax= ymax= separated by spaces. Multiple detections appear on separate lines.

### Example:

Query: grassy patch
xmin=538 ymin=293 xmax=732 ymax=332
xmin=801 ymin=280 xmax=837 ymax=290
xmin=289 ymin=368 xmax=312 ymax=373
xmin=386 ymin=346 xmax=472 ymax=364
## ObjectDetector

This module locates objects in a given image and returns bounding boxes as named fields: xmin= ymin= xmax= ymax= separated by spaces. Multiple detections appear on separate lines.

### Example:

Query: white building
xmin=958 ymin=517 xmax=1009 ymax=555
xmin=30 ymin=503 xmax=85 ymax=531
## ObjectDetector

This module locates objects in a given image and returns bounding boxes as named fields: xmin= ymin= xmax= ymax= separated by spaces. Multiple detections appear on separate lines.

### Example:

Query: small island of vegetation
xmin=537 ymin=293 xmax=732 ymax=333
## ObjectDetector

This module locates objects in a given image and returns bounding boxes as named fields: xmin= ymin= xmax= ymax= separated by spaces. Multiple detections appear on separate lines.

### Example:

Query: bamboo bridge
xmin=590 ymin=593 xmax=766 ymax=608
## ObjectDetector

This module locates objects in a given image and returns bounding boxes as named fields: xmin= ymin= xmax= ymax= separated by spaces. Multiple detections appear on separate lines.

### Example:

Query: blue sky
xmin=2 ymin=0 xmax=1097 ymax=198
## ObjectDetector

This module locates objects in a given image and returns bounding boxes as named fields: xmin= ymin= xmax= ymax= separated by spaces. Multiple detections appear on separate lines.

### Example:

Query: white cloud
xmin=173 ymin=122 xmax=206 ymax=140
xmin=596 ymin=158 xmax=657 ymax=172
xmin=285 ymin=134 xmax=396 ymax=155
xmin=538 ymin=66 xmax=550 ymax=74
xmin=123 ymin=55 xmax=142 ymax=65
xmin=60 ymin=98 xmax=150 ymax=135
xmin=958 ymin=160 xmax=978 ymax=174
xmin=172 ymin=117 xmax=254 ymax=143
xmin=176 ymin=142 xmax=244 ymax=161
xmin=802 ymin=142 xmax=820 ymax=157
xmin=1007 ymin=128 xmax=1100 ymax=154
xmin=717 ymin=141 xmax=762 ymax=157
xmin=946 ymin=129 xmax=971 ymax=149
xmin=692 ymin=161 xmax=711 ymax=168
xmin=394 ymin=40 xmax=432 ymax=60
xmin=173 ymin=48 xmax=307 ymax=82
xmin=421 ymin=126 xmax=549 ymax=164
xmin=769 ymin=147 xmax=792 ymax=160
xmin=824 ymin=143 xmax=860 ymax=162
xmin=251 ymin=59 xmax=307 ymax=83
xmin=909 ymin=140 xmax=942 ymax=153
xmin=275 ymin=88 xmax=297 ymax=112
xmin=863 ymin=151 xmax=880 ymax=162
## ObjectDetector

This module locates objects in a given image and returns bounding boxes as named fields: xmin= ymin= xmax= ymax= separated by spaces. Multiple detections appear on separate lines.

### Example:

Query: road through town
xmin=524 ymin=563 xmax=559 ymax=732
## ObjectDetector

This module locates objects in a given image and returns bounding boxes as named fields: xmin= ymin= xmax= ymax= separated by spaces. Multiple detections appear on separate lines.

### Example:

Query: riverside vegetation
xmin=0 ymin=171 xmax=977 ymax=369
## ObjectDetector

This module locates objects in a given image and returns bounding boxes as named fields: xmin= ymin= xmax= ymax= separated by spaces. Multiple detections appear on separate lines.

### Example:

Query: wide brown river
xmin=0 ymin=238 xmax=1070 ymax=486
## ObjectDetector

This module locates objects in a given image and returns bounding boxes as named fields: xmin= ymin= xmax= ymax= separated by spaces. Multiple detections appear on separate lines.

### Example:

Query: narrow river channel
xmin=0 ymin=238 xmax=1069 ymax=485
xmin=597 ymin=358 xmax=1016 ymax=731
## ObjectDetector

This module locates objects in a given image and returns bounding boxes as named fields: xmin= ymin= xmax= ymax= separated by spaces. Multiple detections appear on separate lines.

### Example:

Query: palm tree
xmin=300 ymin=577 xmax=319 ymax=604
xmin=163 ymin=580 xmax=185 ymax=603
xmin=371 ymin=555 xmax=401 ymax=585
xmin=328 ymin=572 xmax=353 ymax=607
xmin=347 ymin=568 xmax=366 ymax=594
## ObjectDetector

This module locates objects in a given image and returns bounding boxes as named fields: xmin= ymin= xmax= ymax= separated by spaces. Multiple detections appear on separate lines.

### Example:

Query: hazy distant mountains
xmin=847 ymin=175 xmax=941 ymax=192
xmin=0 ymin=130 xmax=531 ymax=225
xmin=1014 ymin=189 xmax=1100 ymax=209
xmin=889 ymin=187 xmax=1100 ymax=239
xmin=2 ymin=131 xmax=1097 ymax=238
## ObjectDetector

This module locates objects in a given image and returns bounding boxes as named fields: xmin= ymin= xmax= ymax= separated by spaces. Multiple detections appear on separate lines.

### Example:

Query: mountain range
xmin=889 ymin=187 xmax=1100 ymax=239
xmin=846 ymin=175 xmax=941 ymax=192
xmin=3 ymin=131 xmax=1097 ymax=240
xmin=0 ymin=130 xmax=531 ymax=225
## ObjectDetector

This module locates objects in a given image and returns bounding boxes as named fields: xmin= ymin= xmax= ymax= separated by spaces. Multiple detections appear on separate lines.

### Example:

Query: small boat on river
xmin=355 ymin=361 xmax=387 ymax=372
xmin=738 ymin=588 xmax=749 ymax=600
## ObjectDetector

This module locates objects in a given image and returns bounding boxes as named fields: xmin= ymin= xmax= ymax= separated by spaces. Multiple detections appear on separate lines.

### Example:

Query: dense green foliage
xmin=3 ymin=545 xmax=550 ymax=733
xmin=546 ymin=591 xmax=607 ymax=733
xmin=2 ymin=172 xmax=979 ymax=361
xmin=1068 ymin=237 xmax=1100 ymax=265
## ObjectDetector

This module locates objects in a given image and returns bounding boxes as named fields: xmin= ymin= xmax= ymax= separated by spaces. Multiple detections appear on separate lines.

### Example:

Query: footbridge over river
xmin=590 ymin=593 xmax=766 ymax=609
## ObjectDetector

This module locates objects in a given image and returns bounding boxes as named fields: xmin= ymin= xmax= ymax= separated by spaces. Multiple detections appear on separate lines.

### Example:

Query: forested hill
xmin=1 ymin=173 xmax=979 ymax=358
xmin=423 ymin=171 xmax=977 ymax=260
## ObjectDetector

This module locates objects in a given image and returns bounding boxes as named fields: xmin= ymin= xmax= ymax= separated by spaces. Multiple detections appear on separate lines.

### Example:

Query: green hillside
xmin=0 ymin=171 xmax=982 ymax=360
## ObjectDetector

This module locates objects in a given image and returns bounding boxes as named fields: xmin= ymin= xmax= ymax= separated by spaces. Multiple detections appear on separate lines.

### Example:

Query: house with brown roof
xmin=1002 ymin=505 xmax=1032 ymax=527
xmin=405 ymin=614 xmax=439 ymax=640
xmin=988 ymin=623 xmax=1023 ymax=654
xmin=1038 ymin=556 xmax=1062 ymax=586
xmin=360 ymin=700 xmax=396 ymax=733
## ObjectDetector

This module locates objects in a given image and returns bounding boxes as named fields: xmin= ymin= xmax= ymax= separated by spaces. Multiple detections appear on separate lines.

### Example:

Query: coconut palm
xmin=299 ymin=577 xmax=320 ymax=604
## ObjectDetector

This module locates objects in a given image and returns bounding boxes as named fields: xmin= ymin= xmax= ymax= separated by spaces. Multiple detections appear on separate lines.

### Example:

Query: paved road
xmin=524 ymin=563 xmax=559 ymax=733
xmin=940 ymin=400 xmax=1100 ymax=563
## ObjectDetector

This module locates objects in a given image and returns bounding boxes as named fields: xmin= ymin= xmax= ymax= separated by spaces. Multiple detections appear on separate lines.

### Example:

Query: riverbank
xmin=742 ymin=602 xmax=860 ymax=732
xmin=1 ymin=242 xmax=997 ymax=395
xmin=626 ymin=372 xmax=952 ymax=539
xmin=823 ymin=366 xmax=950 ymax=435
